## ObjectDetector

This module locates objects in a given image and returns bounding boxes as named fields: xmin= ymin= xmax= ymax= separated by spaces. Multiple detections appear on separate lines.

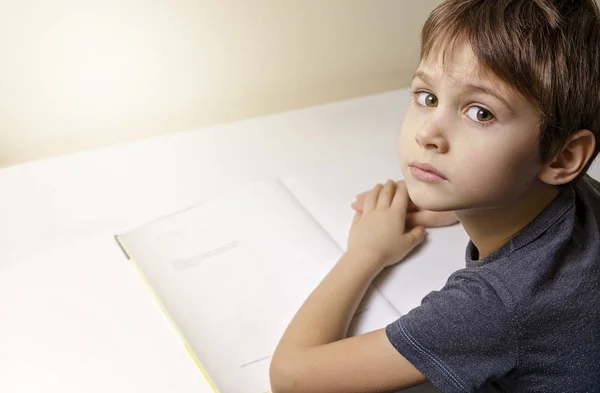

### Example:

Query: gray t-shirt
xmin=386 ymin=174 xmax=600 ymax=393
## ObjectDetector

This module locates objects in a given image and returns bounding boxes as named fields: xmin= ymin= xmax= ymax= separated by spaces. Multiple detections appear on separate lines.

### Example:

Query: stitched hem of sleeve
xmin=386 ymin=319 xmax=473 ymax=393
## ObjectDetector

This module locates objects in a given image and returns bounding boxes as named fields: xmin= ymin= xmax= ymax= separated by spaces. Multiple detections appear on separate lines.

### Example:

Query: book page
xmin=281 ymin=152 xmax=469 ymax=315
xmin=117 ymin=179 xmax=399 ymax=393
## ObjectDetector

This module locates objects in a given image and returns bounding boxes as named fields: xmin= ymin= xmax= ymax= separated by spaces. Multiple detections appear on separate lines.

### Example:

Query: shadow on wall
xmin=0 ymin=0 xmax=443 ymax=167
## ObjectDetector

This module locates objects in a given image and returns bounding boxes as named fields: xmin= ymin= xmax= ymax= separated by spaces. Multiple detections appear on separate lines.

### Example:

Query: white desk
xmin=2 ymin=88 xmax=598 ymax=393
xmin=0 ymin=90 xmax=409 ymax=393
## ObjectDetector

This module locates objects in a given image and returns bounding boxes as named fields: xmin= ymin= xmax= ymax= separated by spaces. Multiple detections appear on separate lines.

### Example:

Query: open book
xmin=115 ymin=152 xmax=470 ymax=393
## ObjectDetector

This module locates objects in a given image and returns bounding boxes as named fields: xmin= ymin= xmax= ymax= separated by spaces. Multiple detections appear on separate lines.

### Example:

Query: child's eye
xmin=415 ymin=92 xmax=438 ymax=107
xmin=466 ymin=106 xmax=495 ymax=123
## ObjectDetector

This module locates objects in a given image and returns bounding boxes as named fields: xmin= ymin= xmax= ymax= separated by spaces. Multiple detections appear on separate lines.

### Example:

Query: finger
xmin=407 ymin=196 xmax=420 ymax=213
xmin=354 ymin=191 xmax=366 ymax=205
xmin=405 ymin=214 xmax=416 ymax=230
xmin=354 ymin=191 xmax=371 ymax=211
xmin=356 ymin=182 xmax=409 ymax=211
xmin=391 ymin=181 xmax=410 ymax=211
xmin=363 ymin=184 xmax=383 ymax=213
xmin=408 ymin=211 xmax=435 ymax=227
xmin=376 ymin=180 xmax=396 ymax=209
xmin=355 ymin=191 xmax=367 ymax=200
xmin=351 ymin=211 xmax=362 ymax=226
xmin=404 ymin=226 xmax=428 ymax=252
xmin=352 ymin=193 xmax=366 ymax=212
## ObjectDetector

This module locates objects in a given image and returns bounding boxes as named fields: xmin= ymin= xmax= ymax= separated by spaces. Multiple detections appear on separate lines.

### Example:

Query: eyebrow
xmin=412 ymin=70 xmax=513 ymax=111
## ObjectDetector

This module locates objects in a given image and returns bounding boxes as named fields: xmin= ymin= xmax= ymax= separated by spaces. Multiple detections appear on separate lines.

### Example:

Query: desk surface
xmin=2 ymin=88 xmax=598 ymax=393
xmin=0 ymin=90 xmax=408 ymax=393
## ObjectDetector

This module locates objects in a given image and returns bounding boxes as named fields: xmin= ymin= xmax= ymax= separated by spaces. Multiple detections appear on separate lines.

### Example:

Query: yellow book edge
xmin=115 ymin=235 xmax=224 ymax=393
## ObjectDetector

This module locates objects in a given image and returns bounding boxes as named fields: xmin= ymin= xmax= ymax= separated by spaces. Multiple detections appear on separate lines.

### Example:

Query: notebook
xmin=115 ymin=152 xmax=471 ymax=393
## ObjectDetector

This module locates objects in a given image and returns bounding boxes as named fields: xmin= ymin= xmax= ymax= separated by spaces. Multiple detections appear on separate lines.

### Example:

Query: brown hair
xmin=421 ymin=0 xmax=600 ymax=185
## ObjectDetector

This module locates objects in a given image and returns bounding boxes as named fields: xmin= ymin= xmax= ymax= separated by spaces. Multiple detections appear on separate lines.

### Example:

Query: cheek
xmin=398 ymin=111 xmax=418 ymax=156
xmin=455 ymin=142 xmax=539 ymax=206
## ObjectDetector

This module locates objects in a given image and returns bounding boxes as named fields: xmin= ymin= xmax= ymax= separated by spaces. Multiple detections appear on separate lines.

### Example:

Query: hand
xmin=347 ymin=180 xmax=427 ymax=269
xmin=351 ymin=183 xmax=459 ymax=229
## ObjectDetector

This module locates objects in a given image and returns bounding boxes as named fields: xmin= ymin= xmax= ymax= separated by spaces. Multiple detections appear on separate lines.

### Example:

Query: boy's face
xmin=399 ymin=42 xmax=544 ymax=212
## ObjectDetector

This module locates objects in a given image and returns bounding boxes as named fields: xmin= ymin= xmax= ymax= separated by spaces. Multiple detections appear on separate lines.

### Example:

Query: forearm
xmin=273 ymin=250 xmax=383 ymax=355
xmin=271 ymin=181 xmax=427 ymax=393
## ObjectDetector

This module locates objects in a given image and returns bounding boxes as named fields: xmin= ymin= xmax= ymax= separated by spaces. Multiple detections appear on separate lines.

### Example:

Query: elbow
xmin=269 ymin=354 xmax=304 ymax=393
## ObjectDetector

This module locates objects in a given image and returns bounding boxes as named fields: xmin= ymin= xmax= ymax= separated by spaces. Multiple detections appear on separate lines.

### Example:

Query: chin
xmin=406 ymin=180 xmax=456 ymax=212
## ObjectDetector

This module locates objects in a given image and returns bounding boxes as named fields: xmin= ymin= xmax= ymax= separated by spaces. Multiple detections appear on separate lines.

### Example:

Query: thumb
xmin=404 ymin=226 xmax=427 ymax=250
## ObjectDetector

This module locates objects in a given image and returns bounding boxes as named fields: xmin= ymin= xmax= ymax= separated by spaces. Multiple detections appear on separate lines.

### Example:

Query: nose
xmin=414 ymin=117 xmax=449 ymax=153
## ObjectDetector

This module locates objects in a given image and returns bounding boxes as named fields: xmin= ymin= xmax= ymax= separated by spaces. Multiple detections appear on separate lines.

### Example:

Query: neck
xmin=455 ymin=181 xmax=560 ymax=260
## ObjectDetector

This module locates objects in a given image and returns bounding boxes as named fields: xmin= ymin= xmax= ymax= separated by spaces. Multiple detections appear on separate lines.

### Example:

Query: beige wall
xmin=0 ymin=0 xmax=443 ymax=167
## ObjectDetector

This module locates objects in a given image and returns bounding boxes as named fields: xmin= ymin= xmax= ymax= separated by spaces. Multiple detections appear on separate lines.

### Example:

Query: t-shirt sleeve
xmin=385 ymin=270 xmax=517 ymax=393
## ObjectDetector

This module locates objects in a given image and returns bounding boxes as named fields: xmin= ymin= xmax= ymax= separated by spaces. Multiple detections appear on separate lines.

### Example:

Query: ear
xmin=539 ymin=129 xmax=596 ymax=186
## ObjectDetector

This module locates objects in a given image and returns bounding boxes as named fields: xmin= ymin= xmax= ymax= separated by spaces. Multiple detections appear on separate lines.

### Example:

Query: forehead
xmin=417 ymin=41 xmax=514 ymax=95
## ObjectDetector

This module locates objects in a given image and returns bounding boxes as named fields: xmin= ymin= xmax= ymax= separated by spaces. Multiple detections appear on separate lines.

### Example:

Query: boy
xmin=270 ymin=0 xmax=600 ymax=392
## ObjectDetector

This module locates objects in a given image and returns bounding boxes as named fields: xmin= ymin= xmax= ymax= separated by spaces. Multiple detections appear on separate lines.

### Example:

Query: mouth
xmin=408 ymin=161 xmax=447 ymax=183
